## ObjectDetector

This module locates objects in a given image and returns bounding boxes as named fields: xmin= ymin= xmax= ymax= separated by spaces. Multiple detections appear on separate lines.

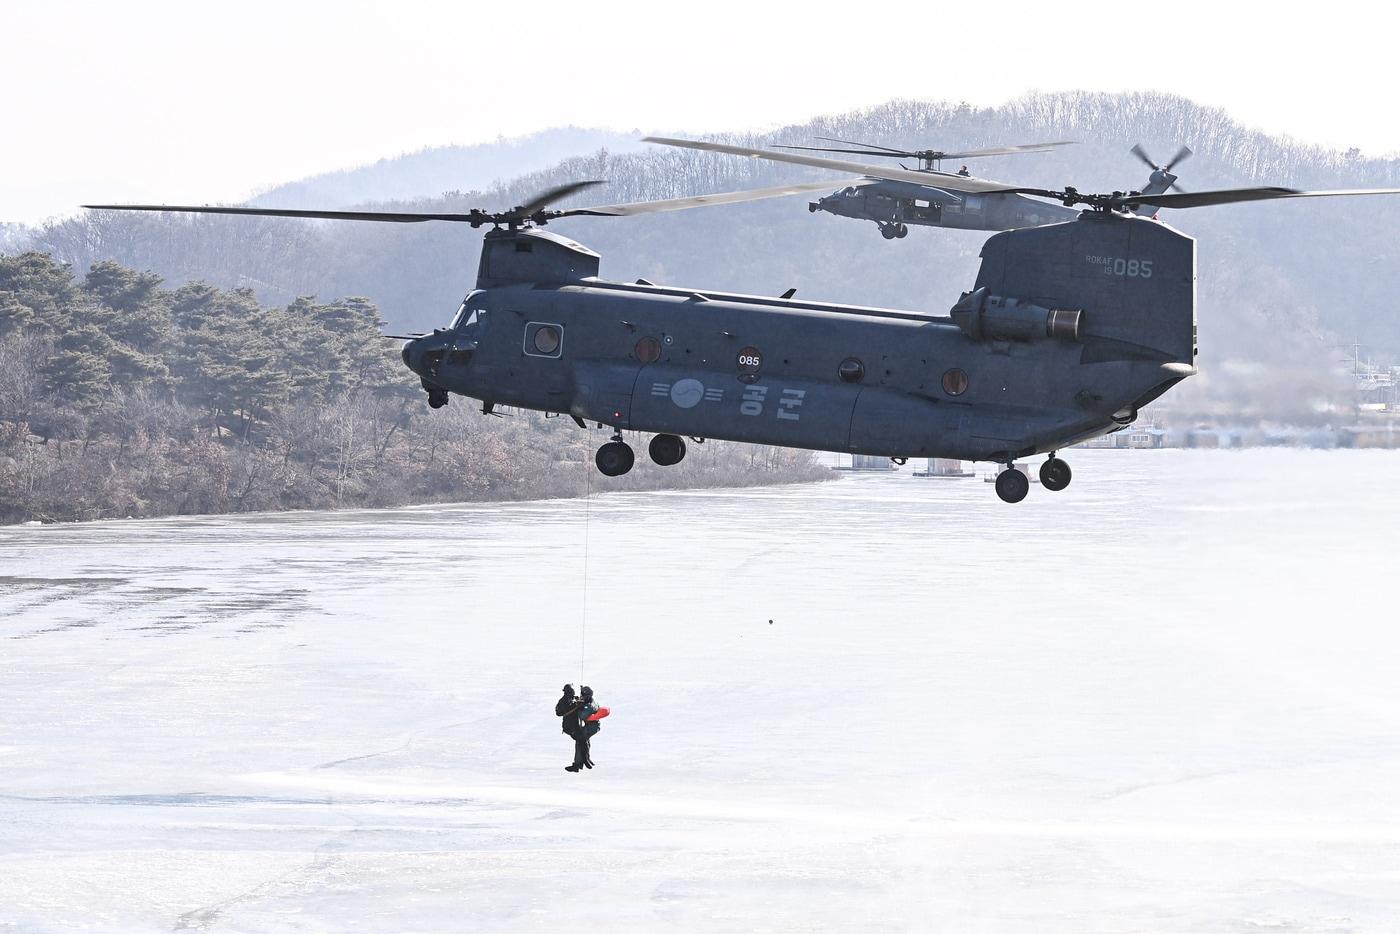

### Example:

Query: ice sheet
xmin=3 ymin=449 xmax=1399 ymax=931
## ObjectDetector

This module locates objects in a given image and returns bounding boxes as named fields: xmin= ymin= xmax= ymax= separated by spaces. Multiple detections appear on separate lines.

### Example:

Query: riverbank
xmin=0 ymin=407 xmax=829 ymax=525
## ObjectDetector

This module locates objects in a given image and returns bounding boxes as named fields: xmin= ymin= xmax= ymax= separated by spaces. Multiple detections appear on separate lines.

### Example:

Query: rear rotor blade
xmin=1124 ymin=186 xmax=1400 ymax=209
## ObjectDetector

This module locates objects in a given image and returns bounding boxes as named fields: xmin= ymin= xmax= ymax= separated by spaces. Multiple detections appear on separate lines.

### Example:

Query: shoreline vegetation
xmin=0 ymin=253 xmax=828 ymax=525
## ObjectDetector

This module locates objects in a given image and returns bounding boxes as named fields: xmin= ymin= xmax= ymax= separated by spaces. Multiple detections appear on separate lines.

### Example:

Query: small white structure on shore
xmin=913 ymin=458 xmax=974 ymax=478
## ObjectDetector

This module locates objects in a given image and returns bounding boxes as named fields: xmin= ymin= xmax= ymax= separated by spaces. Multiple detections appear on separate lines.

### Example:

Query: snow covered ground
xmin=3 ymin=448 xmax=1399 ymax=932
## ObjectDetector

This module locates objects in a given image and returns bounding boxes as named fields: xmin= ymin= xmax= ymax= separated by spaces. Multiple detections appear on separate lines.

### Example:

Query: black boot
xmin=565 ymin=764 xmax=581 ymax=772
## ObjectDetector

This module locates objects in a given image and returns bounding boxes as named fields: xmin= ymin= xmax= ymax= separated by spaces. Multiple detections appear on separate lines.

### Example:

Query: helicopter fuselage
xmin=810 ymin=178 xmax=1080 ymax=237
xmin=403 ymin=213 xmax=1196 ymax=468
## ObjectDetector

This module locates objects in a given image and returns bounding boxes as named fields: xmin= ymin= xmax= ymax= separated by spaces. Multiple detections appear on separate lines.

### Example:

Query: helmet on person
xmin=580 ymin=685 xmax=593 ymax=700
xmin=562 ymin=684 xmax=575 ymax=696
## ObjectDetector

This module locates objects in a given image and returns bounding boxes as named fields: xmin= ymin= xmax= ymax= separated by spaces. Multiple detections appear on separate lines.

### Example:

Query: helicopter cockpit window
xmin=451 ymin=291 xmax=485 ymax=330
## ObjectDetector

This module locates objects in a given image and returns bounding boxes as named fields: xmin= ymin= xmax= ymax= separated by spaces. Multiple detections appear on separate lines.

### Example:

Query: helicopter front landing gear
xmin=994 ymin=464 xmax=1030 ymax=504
xmin=595 ymin=435 xmax=635 ymax=477
xmin=648 ymin=433 xmax=687 ymax=467
xmin=878 ymin=222 xmax=910 ymax=240
xmin=426 ymin=387 xmax=448 ymax=409
xmin=1039 ymin=455 xmax=1072 ymax=492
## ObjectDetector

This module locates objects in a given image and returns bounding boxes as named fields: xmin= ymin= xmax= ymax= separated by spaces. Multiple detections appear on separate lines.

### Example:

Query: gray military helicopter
xmin=646 ymin=136 xmax=1190 ymax=238
xmin=87 ymin=171 xmax=1400 ymax=503
xmin=783 ymin=136 xmax=1077 ymax=237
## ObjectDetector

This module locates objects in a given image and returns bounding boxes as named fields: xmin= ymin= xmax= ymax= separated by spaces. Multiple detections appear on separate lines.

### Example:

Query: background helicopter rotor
xmin=778 ymin=137 xmax=1078 ymax=163
xmin=1131 ymin=143 xmax=1193 ymax=174
xmin=1130 ymin=143 xmax=1193 ymax=191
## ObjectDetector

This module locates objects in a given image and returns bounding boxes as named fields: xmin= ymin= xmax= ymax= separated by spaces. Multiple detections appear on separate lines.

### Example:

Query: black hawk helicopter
xmin=645 ymin=136 xmax=1192 ymax=238
xmin=87 ymin=166 xmax=1400 ymax=503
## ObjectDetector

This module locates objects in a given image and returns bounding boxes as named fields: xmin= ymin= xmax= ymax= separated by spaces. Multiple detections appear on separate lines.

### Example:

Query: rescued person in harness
xmin=557 ymin=684 xmax=609 ymax=773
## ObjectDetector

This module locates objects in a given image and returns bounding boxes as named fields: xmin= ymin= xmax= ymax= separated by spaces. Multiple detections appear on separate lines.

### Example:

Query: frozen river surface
xmin=3 ymin=449 xmax=1400 ymax=932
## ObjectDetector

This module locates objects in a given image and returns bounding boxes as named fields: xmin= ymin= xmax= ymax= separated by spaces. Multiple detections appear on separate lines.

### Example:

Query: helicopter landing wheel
xmin=1040 ymin=456 xmax=1072 ymax=492
xmin=995 ymin=465 xmax=1030 ymax=504
xmin=894 ymin=223 xmax=909 ymax=238
xmin=595 ymin=440 xmax=635 ymax=477
xmin=426 ymin=388 xmax=448 ymax=409
xmin=880 ymin=224 xmax=898 ymax=240
xmin=648 ymin=433 xmax=687 ymax=467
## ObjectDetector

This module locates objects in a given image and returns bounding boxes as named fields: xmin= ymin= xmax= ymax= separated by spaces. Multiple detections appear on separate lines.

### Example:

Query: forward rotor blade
xmin=83 ymin=204 xmax=492 ymax=223
xmin=85 ymin=180 xmax=609 ymax=226
xmin=565 ymin=178 xmax=870 ymax=217
xmin=642 ymin=137 xmax=1017 ymax=193
xmin=1125 ymin=186 xmax=1400 ymax=209
xmin=510 ymin=180 xmax=604 ymax=218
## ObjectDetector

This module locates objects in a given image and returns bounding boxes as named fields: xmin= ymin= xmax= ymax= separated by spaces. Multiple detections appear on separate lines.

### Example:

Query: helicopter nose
xmin=401 ymin=335 xmax=452 ymax=379
xmin=400 ymin=338 xmax=420 ymax=373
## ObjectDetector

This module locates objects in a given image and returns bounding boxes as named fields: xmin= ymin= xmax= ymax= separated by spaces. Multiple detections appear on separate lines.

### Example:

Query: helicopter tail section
xmin=971 ymin=212 xmax=1196 ymax=367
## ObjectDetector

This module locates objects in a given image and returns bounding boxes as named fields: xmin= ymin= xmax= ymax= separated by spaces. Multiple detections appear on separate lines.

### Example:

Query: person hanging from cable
xmin=556 ymin=684 xmax=585 ymax=772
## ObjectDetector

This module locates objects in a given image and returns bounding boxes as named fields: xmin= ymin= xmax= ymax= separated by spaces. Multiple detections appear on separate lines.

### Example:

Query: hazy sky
xmin=4 ymin=0 xmax=1397 ymax=225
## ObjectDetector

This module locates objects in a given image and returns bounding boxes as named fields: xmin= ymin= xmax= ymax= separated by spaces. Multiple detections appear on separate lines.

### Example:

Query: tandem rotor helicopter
xmin=87 ymin=140 xmax=1400 ymax=503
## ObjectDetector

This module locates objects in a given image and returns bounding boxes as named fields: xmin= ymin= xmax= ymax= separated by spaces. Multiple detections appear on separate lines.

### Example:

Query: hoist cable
xmin=579 ymin=448 xmax=592 ymax=684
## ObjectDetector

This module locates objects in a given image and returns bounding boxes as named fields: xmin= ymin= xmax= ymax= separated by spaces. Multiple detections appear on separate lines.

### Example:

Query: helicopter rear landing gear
xmin=1039 ymin=455 xmax=1072 ymax=492
xmin=595 ymin=436 xmax=635 ymax=477
xmin=426 ymin=388 xmax=448 ymax=409
xmin=648 ymin=433 xmax=687 ymax=466
xmin=994 ymin=464 xmax=1030 ymax=504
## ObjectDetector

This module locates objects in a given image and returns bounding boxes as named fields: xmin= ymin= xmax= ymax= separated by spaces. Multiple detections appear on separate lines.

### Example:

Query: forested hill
xmin=248 ymin=126 xmax=646 ymax=209
xmin=24 ymin=91 xmax=1400 ymax=416
xmin=0 ymin=254 xmax=824 ymax=524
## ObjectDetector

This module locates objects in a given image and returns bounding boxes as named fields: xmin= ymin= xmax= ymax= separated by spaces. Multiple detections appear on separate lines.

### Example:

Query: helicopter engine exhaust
xmin=950 ymin=288 xmax=1082 ymax=343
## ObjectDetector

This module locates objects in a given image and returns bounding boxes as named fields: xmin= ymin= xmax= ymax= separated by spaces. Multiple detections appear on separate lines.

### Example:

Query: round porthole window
xmin=635 ymin=336 xmax=662 ymax=363
xmin=942 ymin=367 xmax=969 ymax=396
xmin=838 ymin=357 xmax=864 ymax=383
xmin=533 ymin=325 xmax=561 ymax=355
